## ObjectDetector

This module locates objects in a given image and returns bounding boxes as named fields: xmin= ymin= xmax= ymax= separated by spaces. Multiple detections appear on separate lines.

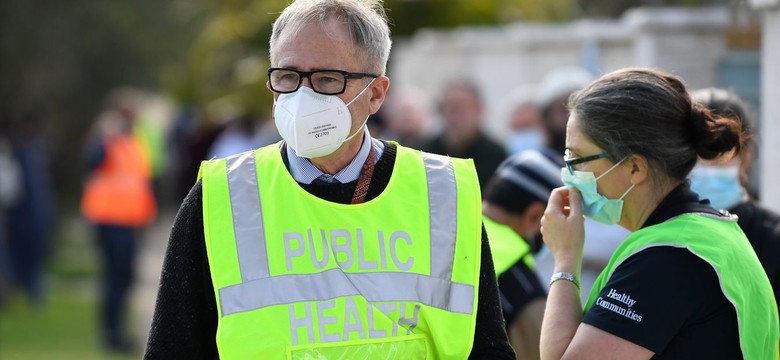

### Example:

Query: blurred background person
xmin=502 ymin=85 xmax=546 ymax=156
xmin=482 ymin=149 xmax=562 ymax=360
xmin=536 ymin=66 xmax=595 ymax=157
xmin=379 ymin=86 xmax=434 ymax=149
xmin=169 ymin=105 xmax=223 ymax=204
xmin=80 ymin=88 xmax=157 ymax=354
xmin=207 ymin=112 xmax=279 ymax=159
xmin=422 ymin=78 xmax=507 ymax=188
xmin=5 ymin=110 xmax=55 ymax=307
xmin=0 ymin=132 xmax=23 ymax=308
xmin=690 ymin=87 xmax=780 ymax=315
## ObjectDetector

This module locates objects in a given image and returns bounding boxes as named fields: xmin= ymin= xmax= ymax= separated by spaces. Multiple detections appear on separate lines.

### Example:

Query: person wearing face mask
xmin=500 ymin=86 xmax=547 ymax=156
xmin=690 ymin=87 xmax=780 ymax=318
xmin=144 ymin=1 xmax=515 ymax=359
xmin=482 ymin=149 xmax=563 ymax=360
xmin=539 ymin=68 xmax=778 ymax=359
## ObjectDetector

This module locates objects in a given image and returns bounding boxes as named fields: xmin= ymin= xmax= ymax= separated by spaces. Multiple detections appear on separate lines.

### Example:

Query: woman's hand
xmin=541 ymin=186 xmax=586 ymax=270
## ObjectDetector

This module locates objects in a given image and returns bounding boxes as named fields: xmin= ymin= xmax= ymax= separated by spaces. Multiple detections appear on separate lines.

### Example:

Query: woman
xmin=540 ymin=68 xmax=778 ymax=359
xmin=689 ymin=87 xmax=780 ymax=314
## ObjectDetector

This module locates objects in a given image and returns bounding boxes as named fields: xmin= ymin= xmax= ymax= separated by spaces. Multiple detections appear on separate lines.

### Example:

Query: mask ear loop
xmin=342 ymin=77 xmax=377 ymax=143
xmin=595 ymin=156 xmax=628 ymax=181
xmin=594 ymin=155 xmax=636 ymax=200
xmin=618 ymin=183 xmax=635 ymax=200
xmin=596 ymin=156 xmax=636 ymax=200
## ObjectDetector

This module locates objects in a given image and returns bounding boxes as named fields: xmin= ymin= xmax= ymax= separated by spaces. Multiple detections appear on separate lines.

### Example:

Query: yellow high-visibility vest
xmin=200 ymin=142 xmax=482 ymax=359
xmin=585 ymin=213 xmax=779 ymax=359
xmin=483 ymin=216 xmax=534 ymax=276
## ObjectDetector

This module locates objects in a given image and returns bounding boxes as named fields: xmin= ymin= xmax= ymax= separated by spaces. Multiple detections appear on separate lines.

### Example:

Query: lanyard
xmin=281 ymin=142 xmax=378 ymax=204
xmin=351 ymin=143 xmax=376 ymax=204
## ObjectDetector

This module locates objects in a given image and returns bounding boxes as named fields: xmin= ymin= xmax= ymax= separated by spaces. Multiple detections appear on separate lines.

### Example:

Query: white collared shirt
xmin=284 ymin=128 xmax=385 ymax=184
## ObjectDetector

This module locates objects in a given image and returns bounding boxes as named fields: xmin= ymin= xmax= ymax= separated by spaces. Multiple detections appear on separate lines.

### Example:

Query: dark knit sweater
xmin=143 ymin=142 xmax=515 ymax=359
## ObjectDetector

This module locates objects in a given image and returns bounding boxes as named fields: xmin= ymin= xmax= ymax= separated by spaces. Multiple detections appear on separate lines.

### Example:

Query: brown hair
xmin=568 ymin=67 xmax=747 ymax=184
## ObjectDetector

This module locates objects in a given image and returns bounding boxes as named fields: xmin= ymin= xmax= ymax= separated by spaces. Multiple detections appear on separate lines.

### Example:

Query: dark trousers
xmin=95 ymin=224 xmax=136 ymax=345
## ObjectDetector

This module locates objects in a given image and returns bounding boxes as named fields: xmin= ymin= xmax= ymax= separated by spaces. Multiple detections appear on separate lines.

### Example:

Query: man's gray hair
xmin=270 ymin=0 xmax=392 ymax=75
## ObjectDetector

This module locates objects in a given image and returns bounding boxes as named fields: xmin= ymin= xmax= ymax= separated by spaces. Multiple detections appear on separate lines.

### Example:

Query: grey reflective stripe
xmin=219 ymin=269 xmax=474 ymax=316
xmin=226 ymin=152 xmax=269 ymax=281
xmin=219 ymin=151 xmax=472 ymax=316
xmin=421 ymin=152 xmax=457 ymax=281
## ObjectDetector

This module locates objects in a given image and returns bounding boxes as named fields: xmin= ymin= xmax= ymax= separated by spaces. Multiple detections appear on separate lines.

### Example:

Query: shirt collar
xmin=286 ymin=128 xmax=375 ymax=184
xmin=641 ymin=182 xmax=721 ymax=229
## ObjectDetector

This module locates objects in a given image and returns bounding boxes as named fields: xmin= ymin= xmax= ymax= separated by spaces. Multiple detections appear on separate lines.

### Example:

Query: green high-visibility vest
xmin=200 ymin=142 xmax=483 ymax=359
xmin=483 ymin=216 xmax=534 ymax=276
xmin=585 ymin=213 xmax=779 ymax=359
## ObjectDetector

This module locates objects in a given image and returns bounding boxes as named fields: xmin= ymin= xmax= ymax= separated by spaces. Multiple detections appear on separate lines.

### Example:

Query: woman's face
xmin=565 ymin=114 xmax=633 ymax=201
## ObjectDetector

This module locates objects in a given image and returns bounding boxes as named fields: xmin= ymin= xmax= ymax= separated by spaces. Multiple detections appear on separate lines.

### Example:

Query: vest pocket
xmin=287 ymin=334 xmax=427 ymax=360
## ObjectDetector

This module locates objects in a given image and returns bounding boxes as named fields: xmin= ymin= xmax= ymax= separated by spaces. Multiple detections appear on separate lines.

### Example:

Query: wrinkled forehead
xmin=270 ymin=15 xmax=363 ymax=63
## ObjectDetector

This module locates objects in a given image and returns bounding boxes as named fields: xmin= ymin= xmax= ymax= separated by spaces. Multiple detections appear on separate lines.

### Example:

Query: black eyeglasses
xmin=268 ymin=68 xmax=379 ymax=95
xmin=564 ymin=149 xmax=608 ymax=175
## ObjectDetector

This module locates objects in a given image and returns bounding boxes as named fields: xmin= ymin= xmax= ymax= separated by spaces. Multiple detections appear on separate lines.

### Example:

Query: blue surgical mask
xmin=560 ymin=158 xmax=635 ymax=225
xmin=689 ymin=164 xmax=744 ymax=210
xmin=506 ymin=128 xmax=546 ymax=155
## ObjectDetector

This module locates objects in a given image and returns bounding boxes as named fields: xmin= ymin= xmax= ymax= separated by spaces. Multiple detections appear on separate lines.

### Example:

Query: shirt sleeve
xmin=497 ymin=258 xmax=547 ymax=327
xmin=582 ymin=246 xmax=720 ymax=353
xmin=469 ymin=226 xmax=517 ymax=359
xmin=144 ymin=181 xmax=219 ymax=359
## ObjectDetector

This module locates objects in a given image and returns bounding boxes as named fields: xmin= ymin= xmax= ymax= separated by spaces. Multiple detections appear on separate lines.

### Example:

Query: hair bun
xmin=690 ymin=101 xmax=743 ymax=160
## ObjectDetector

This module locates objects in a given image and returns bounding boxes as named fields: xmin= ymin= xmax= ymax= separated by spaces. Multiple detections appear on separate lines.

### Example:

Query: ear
xmin=368 ymin=76 xmax=390 ymax=115
xmin=519 ymin=202 xmax=546 ymax=241
xmin=626 ymin=154 xmax=650 ymax=185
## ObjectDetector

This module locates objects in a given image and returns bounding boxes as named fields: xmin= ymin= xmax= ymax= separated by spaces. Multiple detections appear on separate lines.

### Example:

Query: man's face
xmin=269 ymin=18 xmax=388 ymax=143
xmin=440 ymin=84 xmax=482 ymax=133
xmin=547 ymin=94 xmax=570 ymax=135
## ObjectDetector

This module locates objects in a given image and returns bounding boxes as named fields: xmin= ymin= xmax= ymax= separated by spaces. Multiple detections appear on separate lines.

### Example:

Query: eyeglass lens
xmin=270 ymin=69 xmax=346 ymax=94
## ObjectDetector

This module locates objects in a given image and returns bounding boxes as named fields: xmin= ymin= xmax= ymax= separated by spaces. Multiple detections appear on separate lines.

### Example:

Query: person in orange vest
xmin=81 ymin=90 xmax=156 ymax=354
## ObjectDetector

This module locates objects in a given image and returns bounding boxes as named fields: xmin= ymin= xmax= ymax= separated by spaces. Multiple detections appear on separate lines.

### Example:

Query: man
xmin=536 ymin=66 xmax=594 ymax=156
xmin=380 ymin=86 xmax=433 ymax=150
xmin=82 ymin=90 xmax=157 ymax=354
xmin=144 ymin=1 xmax=514 ymax=359
xmin=504 ymin=87 xmax=545 ymax=156
xmin=482 ymin=149 xmax=561 ymax=360
xmin=422 ymin=79 xmax=507 ymax=188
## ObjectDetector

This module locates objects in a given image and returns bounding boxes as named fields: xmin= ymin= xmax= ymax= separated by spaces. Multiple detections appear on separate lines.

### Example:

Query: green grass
xmin=48 ymin=218 xmax=100 ymax=279
xmin=0 ymin=281 xmax=138 ymax=360
xmin=0 ymin=217 xmax=140 ymax=360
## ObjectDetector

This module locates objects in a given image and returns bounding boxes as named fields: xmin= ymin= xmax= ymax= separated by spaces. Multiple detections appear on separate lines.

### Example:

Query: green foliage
xmin=0 ymin=0 xmax=717 ymax=210
xmin=174 ymin=0 xmax=289 ymax=122
xmin=383 ymin=0 xmax=575 ymax=36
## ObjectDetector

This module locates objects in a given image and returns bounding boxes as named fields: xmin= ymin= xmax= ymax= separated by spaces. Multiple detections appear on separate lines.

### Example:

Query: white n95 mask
xmin=273 ymin=82 xmax=373 ymax=159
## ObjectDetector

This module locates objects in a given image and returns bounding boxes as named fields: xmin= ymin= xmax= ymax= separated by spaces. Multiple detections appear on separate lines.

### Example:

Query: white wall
xmin=389 ymin=7 xmax=730 ymax=143
xmin=751 ymin=0 xmax=780 ymax=212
